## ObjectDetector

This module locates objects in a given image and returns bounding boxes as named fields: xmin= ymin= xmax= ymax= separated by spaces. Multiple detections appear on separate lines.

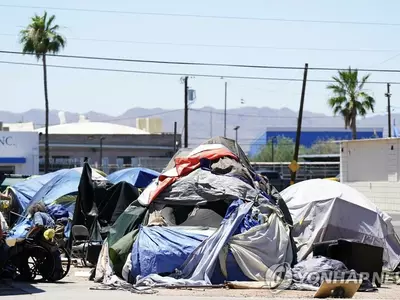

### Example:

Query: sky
xmin=1 ymin=0 xmax=400 ymax=117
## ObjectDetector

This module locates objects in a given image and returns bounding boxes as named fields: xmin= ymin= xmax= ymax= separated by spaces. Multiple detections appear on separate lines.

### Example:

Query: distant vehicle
xmin=0 ymin=174 xmax=29 ymax=193
xmin=256 ymin=170 xmax=287 ymax=191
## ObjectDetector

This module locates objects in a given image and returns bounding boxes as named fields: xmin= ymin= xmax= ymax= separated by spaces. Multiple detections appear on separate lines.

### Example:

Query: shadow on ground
xmin=0 ymin=280 xmax=45 ymax=296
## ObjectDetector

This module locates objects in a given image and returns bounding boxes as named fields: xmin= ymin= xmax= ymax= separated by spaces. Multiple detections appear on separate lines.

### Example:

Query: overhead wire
xmin=1 ymin=4 xmax=400 ymax=27
xmin=3 ymin=50 xmax=400 ymax=74
xmin=2 ymin=32 xmax=400 ymax=54
xmin=2 ymin=60 xmax=400 ymax=85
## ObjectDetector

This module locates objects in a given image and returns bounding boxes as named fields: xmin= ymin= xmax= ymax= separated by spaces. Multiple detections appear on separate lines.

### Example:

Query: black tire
xmin=57 ymin=246 xmax=71 ymax=280
xmin=17 ymin=244 xmax=55 ymax=282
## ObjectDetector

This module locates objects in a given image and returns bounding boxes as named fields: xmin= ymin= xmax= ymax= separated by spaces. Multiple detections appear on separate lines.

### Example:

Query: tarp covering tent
xmin=280 ymin=178 xmax=400 ymax=271
xmin=7 ymin=167 xmax=109 ymax=240
xmin=9 ymin=168 xmax=106 ymax=219
xmin=107 ymin=168 xmax=159 ymax=188
xmin=96 ymin=137 xmax=296 ymax=286
xmin=72 ymin=163 xmax=141 ymax=242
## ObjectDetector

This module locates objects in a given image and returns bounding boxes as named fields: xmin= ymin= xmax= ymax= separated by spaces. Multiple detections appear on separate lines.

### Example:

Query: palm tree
xmin=20 ymin=12 xmax=66 ymax=173
xmin=327 ymin=67 xmax=375 ymax=140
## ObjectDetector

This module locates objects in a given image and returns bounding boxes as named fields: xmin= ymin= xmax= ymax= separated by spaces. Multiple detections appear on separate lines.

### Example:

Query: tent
xmin=72 ymin=163 xmax=141 ymax=243
xmin=107 ymin=168 xmax=159 ymax=188
xmin=280 ymin=178 xmax=400 ymax=271
xmin=6 ymin=167 xmax=108 ymax=239
xmin=10 ymin=167 xmax=106 ymax=218
xmin=97 ymin=137 xmax=296 ymax=285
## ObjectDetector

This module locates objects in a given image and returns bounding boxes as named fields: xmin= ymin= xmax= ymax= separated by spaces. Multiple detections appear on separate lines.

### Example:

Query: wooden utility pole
xmin=184 ymin=76 xmax=189 ymax=148
xmin=386 ymin=83 xmax=392 ymax=138
xmin=289 ymin=63 xmax=309 ymax=185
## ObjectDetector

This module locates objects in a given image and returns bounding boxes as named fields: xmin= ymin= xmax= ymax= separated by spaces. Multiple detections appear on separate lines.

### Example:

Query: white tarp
xmin=281 ymin=179 xmax=400 ymax=271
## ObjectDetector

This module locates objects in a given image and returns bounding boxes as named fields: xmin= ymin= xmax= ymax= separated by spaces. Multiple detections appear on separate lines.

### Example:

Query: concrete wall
xmin=341 ymin=138 xmax=400 ymax=212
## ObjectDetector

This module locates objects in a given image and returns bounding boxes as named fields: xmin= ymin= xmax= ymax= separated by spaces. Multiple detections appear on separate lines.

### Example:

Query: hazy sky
xmin=1 ymin=0 xmax=400 ymax=117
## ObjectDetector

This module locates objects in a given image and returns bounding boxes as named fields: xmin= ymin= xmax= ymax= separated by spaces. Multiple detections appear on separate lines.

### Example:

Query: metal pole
xmin=224 ymin=81 xmax=227 ymax=137
xmin=99 ymin=137 xmax=104 ymax=168
xmin=234 ymin=125 xmax=240 ymax=143
xmin=184 ymin=76 xmax=189 ymax=147
xmin=386 ymin=83 xmax=392 ymax=138
xmin=173 ymin=121 xmax=177 ymax=153
xmin=290 ymin=63 xmax=309 ymax=185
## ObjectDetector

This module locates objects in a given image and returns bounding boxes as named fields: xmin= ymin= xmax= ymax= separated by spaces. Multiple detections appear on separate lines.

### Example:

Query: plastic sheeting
xmin=10 ymin=171 xmax=64 ymax=212
xmin=281 ymin=179 xmax=400 ymax=271
xmin=131 ymin=226 xmax=208 ymax=279
xmin=107 ymin=168 xmax=159 ymax=188
xmin=148 ymin=168 xmax=261 ymax=206
xmin=11 ymin=167 xmax=107 ymax=218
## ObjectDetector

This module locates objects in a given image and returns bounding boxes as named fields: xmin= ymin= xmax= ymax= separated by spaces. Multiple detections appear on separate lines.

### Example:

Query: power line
xmin=1 ymin=4 xmax=400 ymax=27
xmin=3 ymin=49 xmax=400 ymax=74
xmin=3 ymin=60 xmax=400 ymax=85
xmin=0 ymin=50 xmax=307 ymax=70
xmin=2 ymin=32 xmax=399 ymax=54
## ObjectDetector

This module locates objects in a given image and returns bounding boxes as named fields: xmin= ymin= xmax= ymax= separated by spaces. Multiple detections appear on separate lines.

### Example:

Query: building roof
xmin=2 ymin=122 xmax=35 ymax=131
xmin=340 ymin=137 xmax=400 ymax=144
xmin=35 ymin=122 xmax=150 ymax=135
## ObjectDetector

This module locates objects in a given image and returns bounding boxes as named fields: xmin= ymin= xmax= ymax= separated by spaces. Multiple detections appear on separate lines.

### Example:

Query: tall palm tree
xmin=20 ymin=12 xmax=66 ymax=173
xmin=327 ymin=67 xmax=375 ymax=140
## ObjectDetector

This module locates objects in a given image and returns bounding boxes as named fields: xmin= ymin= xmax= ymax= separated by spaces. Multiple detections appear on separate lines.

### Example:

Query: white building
xmin=340 ymin=138 xmax=400 ymax=212
xmin=0 ymin=131 xmax=39 ymax=175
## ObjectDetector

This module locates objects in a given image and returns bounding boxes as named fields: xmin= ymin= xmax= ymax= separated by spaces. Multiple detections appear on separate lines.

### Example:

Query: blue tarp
xmin=131 ymin=226 xmax=207 ymax=279
xmin=107 ymin=168 xmax=159 ymax=188
xmin=9 ymin=168 xmax=106 ymax=239
xmin=11 ymin=171 xmax=64 ymax=211
xmin=135 ymin=200 xmax=255 ymax=286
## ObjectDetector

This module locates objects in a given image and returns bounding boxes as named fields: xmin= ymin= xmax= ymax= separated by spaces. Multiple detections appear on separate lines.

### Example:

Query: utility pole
xmin=99 ymin=136 xmax=105 ymax=169
xmin=386 ymin=83 xmax=392 ymax=138
xmin=184 ymin=76 xmax=189 ymax=148
xmin=173 ymin=121 xmax=177 ymax=153
xmin=289 ymin=63 xmax=309 ymax=185
xmin=224 ymin=81 xmax=227 ymax=137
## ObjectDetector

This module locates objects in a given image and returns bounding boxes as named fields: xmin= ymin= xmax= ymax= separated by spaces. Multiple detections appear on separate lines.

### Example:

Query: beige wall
xmin=341 ymin=138 xmax=400 ymax=212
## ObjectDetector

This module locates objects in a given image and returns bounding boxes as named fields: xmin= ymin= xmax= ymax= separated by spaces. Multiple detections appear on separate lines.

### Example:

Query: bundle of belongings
xmin=94 ymin=137 xmax=296 ymax=288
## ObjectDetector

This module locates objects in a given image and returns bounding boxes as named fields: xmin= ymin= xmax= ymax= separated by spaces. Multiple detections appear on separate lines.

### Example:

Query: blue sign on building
xmin=248 ymin=127 xmax=384 ymax=157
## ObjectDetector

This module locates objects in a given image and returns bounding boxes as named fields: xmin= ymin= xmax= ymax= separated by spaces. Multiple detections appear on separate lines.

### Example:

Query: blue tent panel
xmin=131 ymin=226 xmax=207 ymax=279
xmin=107 ymin=168 xmax=159 ymax=188
xmin=11 ymin=170 xmax=67 ymax=211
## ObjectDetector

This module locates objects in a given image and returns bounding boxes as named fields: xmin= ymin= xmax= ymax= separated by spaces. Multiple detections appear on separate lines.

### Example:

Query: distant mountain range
xmin=0 ymin=106 xmax=393 ymax=150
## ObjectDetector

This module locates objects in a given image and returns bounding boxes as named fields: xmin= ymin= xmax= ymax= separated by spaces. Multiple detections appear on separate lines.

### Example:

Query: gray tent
xmin=281 ymin=179 xmax=400 ymax=271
